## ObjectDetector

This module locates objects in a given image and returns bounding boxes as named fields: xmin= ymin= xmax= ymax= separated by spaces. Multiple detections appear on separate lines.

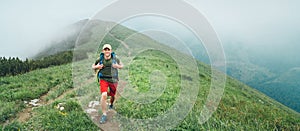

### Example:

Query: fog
xmin=194 ymin=0 xmax=300 ymax=64
xmin=0 ymin=0 xmax=112 ymax=59
xmin=207 ymin=1 xmax=300 ymax=72
xmin=121 ymin=0 xmax=300 ymax=72
xmin=1 ymin=0 xmax=300 ymax=64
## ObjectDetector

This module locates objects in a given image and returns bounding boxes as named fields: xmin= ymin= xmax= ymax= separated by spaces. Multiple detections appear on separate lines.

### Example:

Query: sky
xmin=194 ymin=1 xmax=300 ymax=46
xmin=1 ymin=0 xmax=300 ymax=59
xmin=0 ymin=0 xmax=113 ymax=59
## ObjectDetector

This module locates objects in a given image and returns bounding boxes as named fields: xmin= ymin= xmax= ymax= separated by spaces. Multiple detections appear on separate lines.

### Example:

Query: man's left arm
xmin=113 ymin=58 xmax=123 ymax=69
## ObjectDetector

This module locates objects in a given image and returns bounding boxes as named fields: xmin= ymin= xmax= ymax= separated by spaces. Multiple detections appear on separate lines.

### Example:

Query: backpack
xmin=97 ymin=52 xmax=118 ymax=81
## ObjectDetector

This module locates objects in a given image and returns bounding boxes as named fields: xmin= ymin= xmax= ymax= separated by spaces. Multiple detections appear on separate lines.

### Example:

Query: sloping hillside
xmin=72 ymin=20 xmax=300 ymax=130
xmin=259 ymin=67 xmax=300 ymax=112
xmin=223 ymin=42 xmax=300 ymax=113
xmin=1 ymin=20 xmax=299 ymax=130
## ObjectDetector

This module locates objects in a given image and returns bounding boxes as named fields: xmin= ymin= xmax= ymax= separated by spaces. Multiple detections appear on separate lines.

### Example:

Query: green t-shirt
xmin=95 ymin=56 xmax=120 ymax=83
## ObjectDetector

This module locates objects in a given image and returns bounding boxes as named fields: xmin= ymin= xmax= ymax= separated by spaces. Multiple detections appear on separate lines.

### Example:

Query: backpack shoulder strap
xmin=97 ymin=52 xmax=105 ymax=81
xmin=111 ymin=52 xmax=117 ymax=64
xmin=99 ymin=53 xmax=104 ymax=64
xmin=111 ymin=52 xmax=118 ymax=80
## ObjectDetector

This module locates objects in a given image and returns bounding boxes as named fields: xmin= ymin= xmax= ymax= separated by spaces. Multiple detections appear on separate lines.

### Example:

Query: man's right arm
xmin=92 ymin=64 xmax=103 ymax=70
xmin=92 ymin=58 xmax=103 ymax=70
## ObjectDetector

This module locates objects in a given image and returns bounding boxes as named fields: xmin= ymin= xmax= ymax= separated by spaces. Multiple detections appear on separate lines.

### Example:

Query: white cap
xmin=102 ymin=44 xmax=112 ymax=50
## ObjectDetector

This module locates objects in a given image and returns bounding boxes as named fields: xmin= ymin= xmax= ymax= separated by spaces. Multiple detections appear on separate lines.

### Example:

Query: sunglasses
xmin=103 ymin=48 xmax=111 ymax=51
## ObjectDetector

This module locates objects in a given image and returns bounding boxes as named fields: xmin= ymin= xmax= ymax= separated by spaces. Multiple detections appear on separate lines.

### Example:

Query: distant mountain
xmin=221 ymin=42 xmax=300 ymax=113
xmin=274 ymin=67 xmax=300 ymax=85
xmin=226 ymin=61 xmax=276 ymax=85
xmin=258 ymin=67 xmax=300 ymax=112
xmin=33 ymin=19 xmax=88 ymax=59
xmin=225 ymin=61 xmax=300 ymax=113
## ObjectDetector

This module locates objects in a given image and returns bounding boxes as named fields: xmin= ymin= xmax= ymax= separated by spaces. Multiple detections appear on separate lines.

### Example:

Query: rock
xmin=28 ymin=99 xmax=40 ymax=107
xmin=93 ymin=101 xmax=100 ymax=107
xmin=56 ymin=103 xmax=65 ymax=109
xmin=88 ymin=101 xmax=100 ymax=108
xmin=85 ymin=108 xmax=97 ymax=114
xmin=29 ymin=102 xmax=39 ymax=107
xmin=88 ymin=102 xmax=93 ymax=108
xmin=31 ymin=99 xmax=39 ymax=103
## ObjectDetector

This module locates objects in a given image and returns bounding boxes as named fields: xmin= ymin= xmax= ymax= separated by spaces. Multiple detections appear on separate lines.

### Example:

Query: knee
xmin=101 ymin=92 xmax=107 ymax=99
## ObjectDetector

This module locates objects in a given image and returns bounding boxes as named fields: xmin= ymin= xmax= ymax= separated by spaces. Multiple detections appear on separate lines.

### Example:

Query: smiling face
xmin=103 ymin=47 xmax=112 ymax=57
xmin=102 ymin=44 xmax=112 ymax=58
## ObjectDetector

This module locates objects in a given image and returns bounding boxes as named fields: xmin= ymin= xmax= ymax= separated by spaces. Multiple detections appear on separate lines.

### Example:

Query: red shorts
xmin=99 ymin=79 xmax=118 ymax=96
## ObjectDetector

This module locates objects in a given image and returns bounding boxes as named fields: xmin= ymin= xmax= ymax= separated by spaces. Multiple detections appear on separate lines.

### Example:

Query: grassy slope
xmin=102 ymin=23 xmax=300 ymax=130
xmin=0 ymin=64 xmax=99 ymax=130
xmin=114 ymin=49 xmax=300 ymax=130
xmin=0 ymin=64 xmax=71 ymax=123
xmin=1 ymin=20 xmax=300 ymax=130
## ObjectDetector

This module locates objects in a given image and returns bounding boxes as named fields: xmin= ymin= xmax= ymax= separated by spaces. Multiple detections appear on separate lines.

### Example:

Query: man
xmin=92 ymin=44 xmax=123 ymax=124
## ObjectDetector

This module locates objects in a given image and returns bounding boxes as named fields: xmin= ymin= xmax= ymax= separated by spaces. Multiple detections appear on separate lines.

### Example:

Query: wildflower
xmin=59 ymin=111 xmax=67 ymax=116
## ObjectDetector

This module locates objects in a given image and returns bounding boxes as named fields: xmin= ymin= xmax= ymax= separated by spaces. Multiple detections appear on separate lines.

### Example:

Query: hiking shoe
xmin=99 ymin=115 xmax=107 ymax=124
xmin=109 ymin=104 xmax=114 ymax=110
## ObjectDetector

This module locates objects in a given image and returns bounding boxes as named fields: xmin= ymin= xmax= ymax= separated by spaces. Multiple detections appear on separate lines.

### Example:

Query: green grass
xmin=116 ymin=50 xmax=180 ymax=119
xmin=172 ymin=75 xmax=300 ymax=130
xmin=22 ymin=100 xmax=98 ymax=131
xmin=45 ymin=79 xmax=73 ymax=101
xmin=1 ymin=100 xmax=99 ymax=131
xmin=0 ymin=62 xmax=100 ymax=130
xmin=0 ymin=64 xmax=71 ymax=123
xmin=113 ymin=49 xmax=300 ymax=130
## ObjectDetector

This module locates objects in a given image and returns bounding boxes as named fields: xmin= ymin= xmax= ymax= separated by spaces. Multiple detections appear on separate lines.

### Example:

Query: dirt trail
xmin=90 ymin=34 xmax=131 ymax=130
xmin=85 ymin=101 xmax=119 ymax=131
xmin=85 ymin=80 xmax=127 ymax=131
xmin=16 ymin=78 xmax=94 ymax=123
xmin=17 ymin=108 xmax=32 ymax=123
xmin=88 ymin=34 xmax=130 ymax=131
xmin=16 ymin=86 xmax=77 ymax=123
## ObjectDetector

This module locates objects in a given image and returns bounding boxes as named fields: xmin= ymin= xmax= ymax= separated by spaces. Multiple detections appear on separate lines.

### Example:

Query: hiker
xmin=92 ymin=44 xmax=123 ymax=124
